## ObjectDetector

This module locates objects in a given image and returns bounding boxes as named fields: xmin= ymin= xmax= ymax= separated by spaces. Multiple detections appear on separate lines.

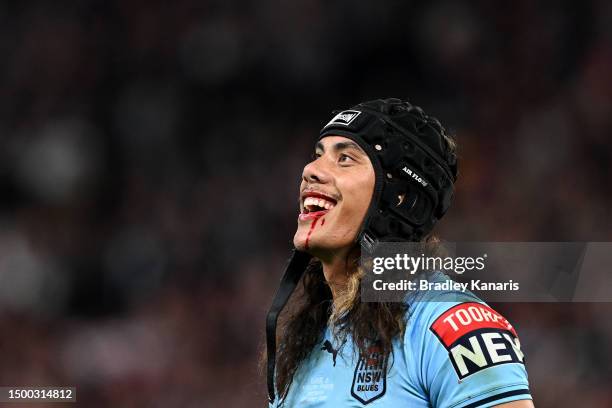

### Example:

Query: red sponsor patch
xmin=430 ymin=302 xmax=517 ymax=348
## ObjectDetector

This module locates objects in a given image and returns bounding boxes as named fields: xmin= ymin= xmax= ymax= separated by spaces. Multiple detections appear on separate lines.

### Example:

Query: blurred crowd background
xmin=1 ymin=0 xmax=611 ymax=406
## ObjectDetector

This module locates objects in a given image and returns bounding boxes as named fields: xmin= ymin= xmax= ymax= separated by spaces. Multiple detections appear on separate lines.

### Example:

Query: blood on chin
xmin=297 ymin=211 xmax=328 ymax=251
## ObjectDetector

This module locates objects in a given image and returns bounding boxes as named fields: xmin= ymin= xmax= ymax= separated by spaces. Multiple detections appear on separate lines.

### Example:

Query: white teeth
xmin=303 ymin=196 xmax=336 ymax=211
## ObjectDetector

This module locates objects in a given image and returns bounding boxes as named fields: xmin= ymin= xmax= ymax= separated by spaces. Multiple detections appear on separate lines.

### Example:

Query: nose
xmin=302 ymin=157 xmax=331 ymax=184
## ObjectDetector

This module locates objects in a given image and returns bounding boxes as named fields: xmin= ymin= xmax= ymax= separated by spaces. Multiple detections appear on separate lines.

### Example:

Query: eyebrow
xmin=315 ymin=140 xmax=366 ymax=155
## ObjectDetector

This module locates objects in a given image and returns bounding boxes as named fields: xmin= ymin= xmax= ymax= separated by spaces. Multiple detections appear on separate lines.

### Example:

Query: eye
xmin=338 ymin=153 xmax=355 ymax=163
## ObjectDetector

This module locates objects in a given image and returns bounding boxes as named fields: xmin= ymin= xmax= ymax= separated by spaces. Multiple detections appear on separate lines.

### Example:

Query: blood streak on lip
xmin=305 ymin=216 xmax=325 ymax=250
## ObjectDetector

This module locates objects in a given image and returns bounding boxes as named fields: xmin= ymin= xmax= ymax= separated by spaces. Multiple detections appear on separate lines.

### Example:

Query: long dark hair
xmin=271 ymin=236 xmax=443 ymax=402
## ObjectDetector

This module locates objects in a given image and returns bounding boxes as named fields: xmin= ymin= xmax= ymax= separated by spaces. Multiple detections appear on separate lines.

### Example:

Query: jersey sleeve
xmin=405 ymin=299 xmax=532 ymax=408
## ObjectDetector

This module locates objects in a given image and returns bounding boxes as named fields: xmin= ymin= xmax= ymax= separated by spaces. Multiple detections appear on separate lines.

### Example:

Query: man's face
xmin=293 ymin=135 xmax=375 ymax=255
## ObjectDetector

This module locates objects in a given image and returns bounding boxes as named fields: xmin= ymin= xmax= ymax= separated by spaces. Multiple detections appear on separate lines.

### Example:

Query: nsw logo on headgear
xmin=325 ymin=110 xmax=361 ymax=128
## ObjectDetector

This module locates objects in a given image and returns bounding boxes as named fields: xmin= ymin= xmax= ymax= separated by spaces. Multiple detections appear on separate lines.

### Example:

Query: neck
xmin=318 ymin=246 xmax=359 ymax=302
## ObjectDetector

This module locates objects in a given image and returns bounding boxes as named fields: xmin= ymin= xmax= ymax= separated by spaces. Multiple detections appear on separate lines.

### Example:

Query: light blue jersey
xmin=271 ymin=272 xmax=531 ymax=407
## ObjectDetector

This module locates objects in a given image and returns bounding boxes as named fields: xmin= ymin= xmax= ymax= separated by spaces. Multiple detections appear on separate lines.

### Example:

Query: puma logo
xmin=321 ymin=340 xmax=338 ymax=367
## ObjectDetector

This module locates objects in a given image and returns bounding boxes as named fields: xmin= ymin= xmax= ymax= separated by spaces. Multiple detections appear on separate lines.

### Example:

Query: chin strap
xmin=266 ymin=250 xmax=313 ymax=404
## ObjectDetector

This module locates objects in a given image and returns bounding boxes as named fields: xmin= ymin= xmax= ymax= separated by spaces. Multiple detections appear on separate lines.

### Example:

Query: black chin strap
xmin=266 ymin=250 xmax=312 ymax=404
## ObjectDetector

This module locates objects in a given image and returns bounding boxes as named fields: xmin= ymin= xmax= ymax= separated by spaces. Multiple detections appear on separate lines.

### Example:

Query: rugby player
xmin=266 ymin=99 xmax=533 ymax=407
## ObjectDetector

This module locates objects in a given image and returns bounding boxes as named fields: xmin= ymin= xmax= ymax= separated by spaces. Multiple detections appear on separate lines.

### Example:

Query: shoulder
xmin=403 ymin=279 xmax=524 ymax=375
xmin=400 ymin=275 xmax=531 ymax=408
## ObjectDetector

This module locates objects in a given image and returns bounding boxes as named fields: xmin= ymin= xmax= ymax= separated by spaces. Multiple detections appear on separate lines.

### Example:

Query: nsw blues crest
xmin=350 ymin=345 xmax=387 ymax=405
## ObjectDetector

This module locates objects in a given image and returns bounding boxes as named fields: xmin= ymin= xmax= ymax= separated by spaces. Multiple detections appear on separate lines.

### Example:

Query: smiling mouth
xmin=299 ymin=192 xmax=338 ymax=220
